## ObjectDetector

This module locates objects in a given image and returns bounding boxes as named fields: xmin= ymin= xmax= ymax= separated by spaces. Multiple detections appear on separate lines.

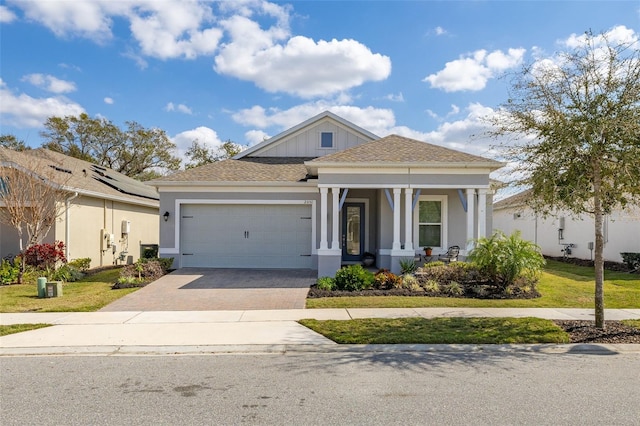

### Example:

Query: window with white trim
xmin=414 ymin=195 xmax=447 ymax=250
xmin=320 ymin=132 xmax=334 ymax=148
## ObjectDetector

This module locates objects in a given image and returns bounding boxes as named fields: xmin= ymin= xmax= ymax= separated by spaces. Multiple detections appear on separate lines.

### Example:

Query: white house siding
xmin=250 ymin=120 xmax=372 ymax=158
xmin=493 ymin=205 xmax=640 ymax=263
xmin=0 ymin=219 xmax=21 ymax=259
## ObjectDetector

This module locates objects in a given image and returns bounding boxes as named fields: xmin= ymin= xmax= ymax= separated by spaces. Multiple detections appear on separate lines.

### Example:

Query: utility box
xmin=46 ymin=281 xmax=63 ymax=298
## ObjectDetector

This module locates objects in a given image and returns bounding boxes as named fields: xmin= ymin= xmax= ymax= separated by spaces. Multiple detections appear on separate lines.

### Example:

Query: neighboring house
xmin=150 ymin=111 xmax=503 ymax=277
xmin=0 ymin=147 xmax=159 ymax=267
xmin=493 ymin=189 xmax=640 ymax=263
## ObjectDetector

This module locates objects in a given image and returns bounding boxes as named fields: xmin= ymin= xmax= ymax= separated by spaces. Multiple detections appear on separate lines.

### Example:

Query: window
xmin=414 ymin=195 xmax=447 ymax=249
xmin=320 ymin=132 xmax=334 ymax=148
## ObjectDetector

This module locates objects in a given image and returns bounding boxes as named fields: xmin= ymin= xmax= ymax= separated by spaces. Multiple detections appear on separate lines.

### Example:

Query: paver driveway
xmin=100 ymin=268 xmax=316 ymax=311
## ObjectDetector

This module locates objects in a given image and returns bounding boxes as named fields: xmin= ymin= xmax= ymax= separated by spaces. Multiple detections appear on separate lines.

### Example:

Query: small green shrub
xmin=401 ymin=274 xmax=421 ymax=291
xmin=316 ymin=276 xmax=336 ymax=291
xmin=120 ymin=260 xmax=165 ymax=283
xmin=422 ymin=279 xmax=440 ymax=293
xmin=68 ymin=258 xmax=91 ymax=272
xmin=468 ymin=231 xmax=545 ymax=288
xmin=0 ymin=260 xmax=20 ymax=285
xmin=423 ymin=261 xmax=445 ymax=268
xmin=399 ymin=258 xmax=418 ymax=274
xmin=374 ymin=269 xmax=402 ymax=289
xmin=620 ymin=252 xmax=640 ymax=271
xmin=142 ymin=257 xmax=174 ymax=273
xmin=443 ymin=281 xmax=464 ymax=296
xmin=49 ymin=264 xmax=85 ymax=282
xmin=334 ymin=264 xmax=374 ymax=291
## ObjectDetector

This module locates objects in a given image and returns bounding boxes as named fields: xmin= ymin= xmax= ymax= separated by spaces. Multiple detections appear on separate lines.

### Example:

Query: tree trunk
xmin=593 ymin=182 xmax=605 ymax=329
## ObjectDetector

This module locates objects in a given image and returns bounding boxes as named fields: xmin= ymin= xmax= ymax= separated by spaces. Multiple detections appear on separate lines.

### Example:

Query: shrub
xmin=0 ymin=260 xmax=20 ymax=285
xmin=316 ymin=276 xmax=336 ymax=291
xmin=422 ymin=261 xmax=445 ymax=268
xmin=620 ymin=252 xmax=640 ymax=271
xmin=374 ymin=269 xmax=402 ymax=289
xmin=399 ymin=258 xmax=418 ymax=274
xmin=22 ymin=241 xmax=67 ymax=271
xmin=422 ymin=279 xmax=440 ymax=293
xmin=142 ymin=256 xmax=174 ymax=273
xmin=401 ymin=274 xmax=421 ymax=291
xmin=334 ymin=264 xmax=374 ymax=291
xmin=443 ymin=281 xmax=464 ymax=296
xmin=68 ymin=258 xmax=91 ymax=272
xmin=468 ymin=231 xmax=545 ymax=288
xmin=49 ymin=264 xmax=84 ymax=282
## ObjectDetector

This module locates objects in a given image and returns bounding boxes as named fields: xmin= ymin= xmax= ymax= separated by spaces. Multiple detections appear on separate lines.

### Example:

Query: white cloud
xmin=384 ymin=92 xmax=404 ymax=102
xmin=563 ymin=25 xmax=638 ymax=49
xmin=104 ymin=97 xmax=114 ymax=104
xmin=165 ymin=102 xmax=193 ymax=115
xmin=426 ymin=104 xmax=460 ymax=121
xmin=172 ymin=126 xmax=223 ymax=159
xmin=0 ymin=79 xmax=85 ymax=128
xmin=434 ymin=26 xmax=447 ymax=36
xmin=424 ymin=48 xmax=526 ymax=92
xmin=215 ymin=15 xmax=391 ymax=98
xmin=232 ymin=102 xmax=396 ymax=138
xmin=0 ymin=5 xmax=17 ymax=23
xmin=245 ymin=129 xmax=270 ymax=146
xmin=21 ymin=73 xmax=77 ymax=94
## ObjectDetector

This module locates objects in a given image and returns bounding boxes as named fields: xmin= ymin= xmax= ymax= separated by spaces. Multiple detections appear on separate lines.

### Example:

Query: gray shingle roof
xmin=0 ymin=147 xmax=159 ymax=205
xmin=151 ymin=157 xmax=313 ymax=183
xmin=307 ymin=134 xmax=503 ymax=167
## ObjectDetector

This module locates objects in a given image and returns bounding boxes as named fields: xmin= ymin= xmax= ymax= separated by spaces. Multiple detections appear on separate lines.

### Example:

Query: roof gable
xmin=234 ymin=111 xmax=378 ymax=159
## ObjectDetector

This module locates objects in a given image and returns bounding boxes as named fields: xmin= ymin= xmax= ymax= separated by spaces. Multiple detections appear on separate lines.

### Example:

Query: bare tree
xmin=0 ymin=154 xmax=72 ymax=254
xmin=487 ymin=30 xmax=640 ymax=328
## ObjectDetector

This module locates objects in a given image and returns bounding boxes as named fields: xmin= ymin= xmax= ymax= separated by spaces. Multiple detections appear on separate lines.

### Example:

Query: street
xmin=2 ymin=350 xmax=639 ymax=425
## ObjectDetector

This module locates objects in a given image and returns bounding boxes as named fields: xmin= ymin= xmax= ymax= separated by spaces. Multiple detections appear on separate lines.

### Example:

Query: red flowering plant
xmin=22 ymin=241 xmax=67 ymax=274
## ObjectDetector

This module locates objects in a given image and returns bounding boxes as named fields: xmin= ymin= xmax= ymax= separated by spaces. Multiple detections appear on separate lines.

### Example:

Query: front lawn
xmin=299 ymin=317 xmax=570 ymax=344
xmin=306 ymin=260 xmax=640 ymax=309
xmin=0 ymin=268 xmax=138 ymax=313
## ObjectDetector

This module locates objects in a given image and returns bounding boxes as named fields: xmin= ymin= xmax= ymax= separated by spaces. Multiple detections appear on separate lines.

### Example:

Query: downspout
xmin=64 ymin=192 xmax=79 ymax=259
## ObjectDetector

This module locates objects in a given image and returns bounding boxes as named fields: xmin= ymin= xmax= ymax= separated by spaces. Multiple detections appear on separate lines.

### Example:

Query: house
xmin=493 ymin=189 xmax=640 ymax=263
xmin=0 ymin=147 xmax=160 ymax=267
xmin=150 ymin=111 xmax=504 ymax=277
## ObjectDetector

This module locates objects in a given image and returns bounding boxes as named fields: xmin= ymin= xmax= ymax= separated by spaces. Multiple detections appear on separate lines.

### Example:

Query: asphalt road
xmin=2 ymin=351 xmax=639 ymax=425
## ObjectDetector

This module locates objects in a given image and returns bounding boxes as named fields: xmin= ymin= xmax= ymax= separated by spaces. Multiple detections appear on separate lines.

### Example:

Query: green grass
xmin=622 ymin=319 xmax=640 ymax=329
xmin=299 ymin=317 xmax=570 ymax=344
xmin=0 ymin=323 xmax=52 ymax=336
xmin=306 ymin=260 xmax=640 ymax=309
xmin=0 ymin=268 xmax=138 ymax=313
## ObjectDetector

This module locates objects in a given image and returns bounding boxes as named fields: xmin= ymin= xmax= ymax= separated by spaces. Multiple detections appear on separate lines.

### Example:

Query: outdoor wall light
xmin=163 ymin=211 xmax=170 ymax=222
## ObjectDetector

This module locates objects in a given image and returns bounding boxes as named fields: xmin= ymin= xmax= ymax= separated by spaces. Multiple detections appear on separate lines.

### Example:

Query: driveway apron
xmin=100 ymin=268 xmax=316 ymax=311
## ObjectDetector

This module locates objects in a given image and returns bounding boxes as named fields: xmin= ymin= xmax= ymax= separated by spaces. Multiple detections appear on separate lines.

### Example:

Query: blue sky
xmin=1 ymin=0 xmax=638 ymax=173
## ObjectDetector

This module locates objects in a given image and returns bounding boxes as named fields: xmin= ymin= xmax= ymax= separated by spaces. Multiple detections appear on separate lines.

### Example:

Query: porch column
xmin=330 ymin=187 xmax=340 ymax=250
xmin=404 ymin=188 xmax=414 ymax=251
xmin=392 ymin=188 xmax=402 ymax=250
xmin=466 ymin=188 xmax=476 ymax=247
xmin=319 ymin=187 xmax=328 ymax=250
xmin=477 ymin=189 xmax=488 ymax=239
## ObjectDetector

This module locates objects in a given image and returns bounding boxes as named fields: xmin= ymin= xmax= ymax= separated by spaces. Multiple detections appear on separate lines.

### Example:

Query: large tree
xmin=184 ymin=139 xmax=243 ymax=169
xmin=0 ymin=134 xmax=29 ymax=151
xmin=488 ymin=30 xmax=640 ymax=328
xmin=40 ymin=114 xmax=181 ymax=180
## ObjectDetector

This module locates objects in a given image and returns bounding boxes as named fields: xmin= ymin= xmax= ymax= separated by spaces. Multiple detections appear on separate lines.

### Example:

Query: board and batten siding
xmin=250 ymin=120 xmax=372 ymax=158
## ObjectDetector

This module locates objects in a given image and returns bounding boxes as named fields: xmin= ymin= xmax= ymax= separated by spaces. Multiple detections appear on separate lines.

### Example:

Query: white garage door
xmin=180 ymin=204 xmax=313 ymax=268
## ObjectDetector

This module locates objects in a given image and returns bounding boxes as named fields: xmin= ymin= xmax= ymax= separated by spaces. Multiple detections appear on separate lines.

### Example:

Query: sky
xmin=1 ymin=0 xmax=639 ymax=183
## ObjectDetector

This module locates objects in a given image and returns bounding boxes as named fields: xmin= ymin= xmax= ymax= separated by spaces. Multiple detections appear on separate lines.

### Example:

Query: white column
xmin=331 ymin=187 xmax=340 ymax=250
xmin=466 ymin=188 xmax=476 ymax=247
xmin=319 ymin=187 xmax=328 ymax=250
xmin=404 ymin=188 xmax=413 ymax=251
xmin=477 ymin=189 xmax=487 ymax=239
xmin=392 ymin=188 xmax=402 ymax=250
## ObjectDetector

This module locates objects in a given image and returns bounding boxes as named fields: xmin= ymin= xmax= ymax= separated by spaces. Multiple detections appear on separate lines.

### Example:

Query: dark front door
xmin=342 ymin=202 xmax=365 ymax=261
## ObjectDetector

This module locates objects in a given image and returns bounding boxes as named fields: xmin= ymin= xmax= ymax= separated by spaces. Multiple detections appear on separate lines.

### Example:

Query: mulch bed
xmin=553 ymin=320 xmax=640 ymax=344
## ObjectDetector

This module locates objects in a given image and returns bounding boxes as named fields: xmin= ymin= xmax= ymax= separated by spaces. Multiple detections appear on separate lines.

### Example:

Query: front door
xmin=342 ymin=202 xmax=365 ymax=261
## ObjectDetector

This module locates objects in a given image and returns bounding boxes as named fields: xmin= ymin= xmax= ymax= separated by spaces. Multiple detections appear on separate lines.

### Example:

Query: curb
xmin=2 ymin=343 xmax=639 ymax=357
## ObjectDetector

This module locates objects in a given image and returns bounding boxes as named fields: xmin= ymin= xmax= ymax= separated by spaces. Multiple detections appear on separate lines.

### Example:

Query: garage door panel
xmin=181 ymin=204 xmax=312 ymax=269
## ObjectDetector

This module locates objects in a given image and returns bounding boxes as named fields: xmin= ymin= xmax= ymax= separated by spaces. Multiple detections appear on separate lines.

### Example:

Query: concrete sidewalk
xmin=1 ymin=308 xmax=639 ymax=356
